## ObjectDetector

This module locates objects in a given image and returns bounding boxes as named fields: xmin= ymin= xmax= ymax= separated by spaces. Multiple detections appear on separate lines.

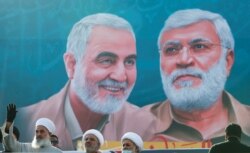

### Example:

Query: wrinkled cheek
xmin=160 ymin=56 xmax=177 ymax=75
xmin=127 ymin=70 xmax=136 ymax=87
xmin=196 ymin=56 xmax=219 ymax=72
xmin=160 ymin=60 xmax=173 ymax=75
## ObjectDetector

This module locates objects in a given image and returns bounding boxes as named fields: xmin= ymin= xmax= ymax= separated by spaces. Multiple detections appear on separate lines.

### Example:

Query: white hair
xmin=158 ymin=9 xmax=234 ymax=55
xmin=66 ymin=13 xmax=135 ymax=62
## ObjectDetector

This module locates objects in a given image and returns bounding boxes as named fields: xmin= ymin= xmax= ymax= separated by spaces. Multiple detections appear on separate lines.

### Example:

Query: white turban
xmin=82 ymin=129 xmax=104 ymax=146
xmin=121 ymin=132 xmax=143 ymax=151
xmin=35 ymin=118 xmax=56 ymax=134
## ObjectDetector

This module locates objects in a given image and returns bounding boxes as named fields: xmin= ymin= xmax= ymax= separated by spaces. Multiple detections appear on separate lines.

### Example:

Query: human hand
xmin=6 ymin=104 xmax=17 ymax=122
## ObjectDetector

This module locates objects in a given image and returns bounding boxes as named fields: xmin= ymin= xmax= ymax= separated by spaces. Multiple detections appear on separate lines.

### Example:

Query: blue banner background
xmin=1 ymin=0 xmax=250 ymax=121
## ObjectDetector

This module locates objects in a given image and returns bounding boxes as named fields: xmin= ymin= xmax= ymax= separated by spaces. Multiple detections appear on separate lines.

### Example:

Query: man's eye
xmin=123 ymin=143 xmax=130 ymax=147
xmin=124 ymin=58 xmax=136 ymax=67
xmin=192 ymin=43 xmax=209 ymax=51
xmin=97 ymin=58 xmax=115 ymax=65
xmin=164 ymin=47 xmax=179 ymax=55
xmin=102 ymin=59 xmax=113 ymax=64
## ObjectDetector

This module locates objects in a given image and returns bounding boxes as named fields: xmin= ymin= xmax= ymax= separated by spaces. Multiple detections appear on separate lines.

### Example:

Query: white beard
xmin=71 ymin=64 xmax=134 ymax=114
xmin=122 ymin=150 xmax=133 ymax=153
xmin=31 ymin=136 xmax=51 ymax=149
xmin=161 ymin=52 xmax=227 ymax=112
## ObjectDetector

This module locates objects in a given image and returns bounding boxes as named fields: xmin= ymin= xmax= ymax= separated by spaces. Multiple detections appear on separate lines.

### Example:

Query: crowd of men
xmin=1 ymin=104 xmax=250 ymax=153
xmin=0 ymin=104 xmax=143 ymax=153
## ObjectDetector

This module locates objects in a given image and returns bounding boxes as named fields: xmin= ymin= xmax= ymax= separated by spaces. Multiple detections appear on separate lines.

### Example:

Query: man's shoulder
xmin=210 ymin=140 xmax=250 ymax=153
xmin=141 ymin=100 xmax=171 ymax=119
xmin=110 ymin=101 xmax=158 ymax=124
xmin=51 ymin=146 xmax=63 ymax=153
xmin=225 ymin=91 xmax=250 ymax=135
xmin=122 ymin=101 xmax=140 ymax=110
xmin=142 ymin=100 xmax=168 ymax=110
xmin=18 ymin=90 xmax=62 ymax=119
xmin=16 ymin=83 xmax=69 ymax=136
xmin=113 ymin=102 xmax=152 ymax=117
xmin=224 ymin=91 xmax=250 ymax=109
xmin=18 ymin=82 xmax=69 ymax=113
xmin=105 ymin=102 xmax=157 ymax=140
xmin=209 ymin=141 xmax=232 ymax=153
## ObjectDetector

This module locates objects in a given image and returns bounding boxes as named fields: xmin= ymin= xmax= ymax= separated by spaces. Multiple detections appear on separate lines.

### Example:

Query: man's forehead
xmin=36 ymin=125 xmax=48 ymax=131
xmin=166 ymin=20 xmax=214 ymax=31
xmin=96 ymin=51 xmax=136 ymax=59
xmin=85 ymin=134 xmax=98 ymax=139
xmin=161 ymin=20 xmax=219 ymax=44
xmin=122 ymin=139 xmax=135 ymax=144
xmin=163 ymin=37 xmax=212 ymax=46
xmin=96 ymin=52 xmax=118 ymax=58
xmin=89 ymin=25 xmax=134 ymax=40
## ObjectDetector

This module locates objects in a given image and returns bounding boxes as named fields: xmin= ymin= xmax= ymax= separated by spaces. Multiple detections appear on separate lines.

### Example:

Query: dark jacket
xmin=209 ymin=137 xmax=250 ymax=153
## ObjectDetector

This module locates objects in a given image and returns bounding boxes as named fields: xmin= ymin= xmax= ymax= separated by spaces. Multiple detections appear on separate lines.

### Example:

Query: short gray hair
xmin=66 ymin=13 xmax=135 ymax=62
xmin=158 ymin=9 xmax=234 ymax=54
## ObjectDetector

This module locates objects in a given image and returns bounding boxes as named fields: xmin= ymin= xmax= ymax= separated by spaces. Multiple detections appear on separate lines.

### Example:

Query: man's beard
xmin=161 ymin=52 xmax=228 ymax=112
xmin=72 ymin=64 xmax=134 ymax=114
xmin=84 ymin=143 xmax=99 ymax=153
xmin=31 ymin=136 xmax=51 ymax=149
xmin=122 ymin=150 xmax=133 ymax=153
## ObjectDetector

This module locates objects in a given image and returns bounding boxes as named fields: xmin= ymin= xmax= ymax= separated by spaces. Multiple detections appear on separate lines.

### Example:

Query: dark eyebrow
xmin=125 ymin=54 xmax=137 ymax=60
xmin=160 ymin=40 xmax=181 ymax=50
xmin=188 ymin=38 xmax=211 ymax=44
xmin=96 ymin=52 xmax=118 ymax=59
xmin=164 ymin=40 xmax=181 ymax=46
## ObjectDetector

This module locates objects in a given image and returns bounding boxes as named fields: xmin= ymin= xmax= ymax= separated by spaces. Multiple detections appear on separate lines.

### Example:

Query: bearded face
xmin=32 ymin=125 xmax=52 ymax=149
xmin=83 ymin=134 xmax=100 ymax=153
xmin=161 ymin=51 xmax=227 ymax=112
xmin=72 ymin=63 xmax=134 ymax=114
xmin=69 ymin=26 xmax=137 ymax=114
xmin=159 ymin=21 xmax=232 ymax=112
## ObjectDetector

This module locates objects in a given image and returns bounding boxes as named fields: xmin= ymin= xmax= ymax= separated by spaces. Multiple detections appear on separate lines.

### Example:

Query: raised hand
xmin=6 ymin=104 xmax=17 ymax=123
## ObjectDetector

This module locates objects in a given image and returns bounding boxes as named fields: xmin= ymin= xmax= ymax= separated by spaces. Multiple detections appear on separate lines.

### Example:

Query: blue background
xmin=1 ymin=0 xmax=250 ymax=120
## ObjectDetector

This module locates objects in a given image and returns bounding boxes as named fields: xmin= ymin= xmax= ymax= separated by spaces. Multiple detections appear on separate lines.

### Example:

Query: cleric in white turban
xmin=3 ymin=116 xmax=62 ymax=152
xmin=82 ymin=129 xmax=106 ymax=153
xmin=121 ymin=132 xmax=143 ymax=153
xmin=35 ymin=118 xmax=56 ymax=134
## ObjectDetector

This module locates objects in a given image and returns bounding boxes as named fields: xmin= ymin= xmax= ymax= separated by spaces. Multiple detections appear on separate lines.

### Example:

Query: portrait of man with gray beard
xmin=15 ymin=13 xmax=156 ymax=150
xmin=143 ymin=9 xmax=250 ymax=145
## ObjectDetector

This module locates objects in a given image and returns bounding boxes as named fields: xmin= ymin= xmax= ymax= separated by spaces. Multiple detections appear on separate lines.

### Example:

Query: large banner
xmin=1 ymin=0 xmax=250 ymax=151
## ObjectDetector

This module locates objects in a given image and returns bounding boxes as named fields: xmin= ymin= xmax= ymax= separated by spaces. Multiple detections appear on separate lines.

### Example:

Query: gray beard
xmin=72 ymin=64 xmax=134 ymax=114
xmin=160 ymin=53 xmax=227 ymax=112
xmin=31 ymin=136 xmax=51 ymax=149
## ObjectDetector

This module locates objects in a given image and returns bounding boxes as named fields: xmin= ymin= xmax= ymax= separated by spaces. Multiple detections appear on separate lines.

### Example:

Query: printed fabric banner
xmin=0 ymin=0 xmax=250 ymax=151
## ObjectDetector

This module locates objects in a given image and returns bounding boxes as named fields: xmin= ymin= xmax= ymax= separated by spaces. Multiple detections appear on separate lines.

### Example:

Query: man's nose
xmin=36 ymin=134 xmax=41 ymax=139
xmin=176 ymin=46 xmax=194 ymax=68
xmin=36 ymin=132 xmax=41 ymax=136
xmin=109 ymin=63 xmax=127 ymax=82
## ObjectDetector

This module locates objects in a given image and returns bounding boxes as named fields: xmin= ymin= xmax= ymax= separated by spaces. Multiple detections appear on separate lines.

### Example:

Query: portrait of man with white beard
xmin=15 ymin=13 xmax=156 ymax=150
xmin=143 ymin=9 xmax=250 ymax=145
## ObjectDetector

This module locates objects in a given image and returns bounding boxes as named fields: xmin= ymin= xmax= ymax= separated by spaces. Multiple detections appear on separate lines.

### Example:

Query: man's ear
xmin=97 ymin=142 xmax=101 ymax=149
xmin=135 ymin=146 xmax=140 ymax=153
xmin=226 ymin=49 xmax=234 ymax=76
xmin=64 ymin=52 xmax=76 ymax=79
